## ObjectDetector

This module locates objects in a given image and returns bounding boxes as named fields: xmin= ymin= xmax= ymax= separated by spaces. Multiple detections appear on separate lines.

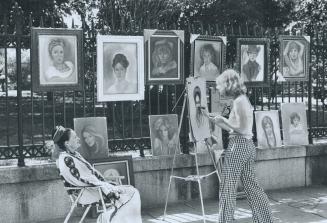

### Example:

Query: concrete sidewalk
xmin=46 ymin=185 xmax=327 ymax=223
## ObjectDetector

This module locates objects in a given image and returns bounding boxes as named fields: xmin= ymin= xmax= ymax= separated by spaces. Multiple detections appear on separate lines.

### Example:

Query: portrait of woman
xmin=198 ymin=44 xmax=219 ymax=79
xmin=193 ymin=86 xmax=205 ymax=128
xmin=149 ymin=115 xmax=179 ymax=156
xmin=31 ymin=28 xmax=83 ymax=91
xmin=44 ymin=38 xmax=75 ymax=83
xmin=192 ymin=36 xmax=225 ymax=82
xmin=187 ymin=77 xmax=211 ymax=141
xmin=261 ymin=116 xmax=277 ymax=148
xmin=281 ymin=103 xmax=309 ymax=146
xmin=283 ymin=40 xmax=304 ymax=77
xmin=105 ymin=53 xmax=137 ymax=94
xmin=97 ymin=35 xmax=144 ymax=102
xmin=255 ymin=110 xmax=282 ymax=149
xmin=241 ymin=44 xmax=264 ymax=82
xmin=151 ymin=39 xmax=178 ymax=78
xmin=74 ymin=117 xmax=109 ymax=160
xmin=80 ymin=125 xmax=108 ymax=159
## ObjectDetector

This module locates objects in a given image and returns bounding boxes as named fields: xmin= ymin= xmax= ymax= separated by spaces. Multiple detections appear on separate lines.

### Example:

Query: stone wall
xmin=0 ymin=144 xmax=327 ymax=222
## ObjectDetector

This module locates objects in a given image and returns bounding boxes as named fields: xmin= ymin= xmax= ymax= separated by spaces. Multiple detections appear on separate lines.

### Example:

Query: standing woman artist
xmin=203 ymin=69 xmax=273 ymax=223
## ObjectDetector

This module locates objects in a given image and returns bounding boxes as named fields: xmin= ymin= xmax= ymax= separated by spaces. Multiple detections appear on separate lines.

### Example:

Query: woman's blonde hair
xmin=216 ymin=69 xmax=247 ymax=97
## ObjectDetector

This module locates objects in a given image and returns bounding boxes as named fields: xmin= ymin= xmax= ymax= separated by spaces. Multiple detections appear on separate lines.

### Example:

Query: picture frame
xmin=149 ymin=114 xmax=180 ymax=156
xmin=31 ymin=28 xmax=83 ymax=91
xmin=236 ymin=38 xmax=270 ymax=86
xmin=281 ymin=103 xmax=309 ymax=146
xmin=190 ymin=35 xmax=226 ymax=82
xmin=144 ymin=29 xmax=184 ymax=85
xmin=279 ymin=35 xmax=310 ymax=81
xmin=74 ymin=117 xmax=109 ymax=161
xmin=255 ymin=110 xmax=282 ymax=149
xmin=97 ymin=35 xmax=144 ymax=102
xmin=91 ymin=156 xmax=135 ymax=186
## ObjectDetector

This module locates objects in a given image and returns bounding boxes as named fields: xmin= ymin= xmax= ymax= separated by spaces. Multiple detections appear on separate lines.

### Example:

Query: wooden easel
xmin=163 ymin=90 xmax=223 ymax=223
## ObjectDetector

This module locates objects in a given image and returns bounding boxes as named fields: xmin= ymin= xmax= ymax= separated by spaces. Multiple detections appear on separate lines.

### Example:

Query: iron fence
xmin=0 ymin=5 xmax=327 ymax=166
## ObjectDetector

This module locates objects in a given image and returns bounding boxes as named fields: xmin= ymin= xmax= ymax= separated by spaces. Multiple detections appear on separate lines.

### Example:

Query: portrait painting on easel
xmin=149 ymin=114 xmax=180 ymax=156
xmin=187 ymin=77 xmax=211 ymax=142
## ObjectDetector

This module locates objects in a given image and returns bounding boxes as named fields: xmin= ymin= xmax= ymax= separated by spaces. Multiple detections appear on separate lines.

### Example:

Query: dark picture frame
xmin=279 ymin=35 xmax=310 ymax=81
xmin=31 ymin=28 xmax=83 ymax=91
xmin=144 ymin=29 xmax=184 ymax=85
xmin=97 ymin=35 xmax=144 ymax=102
xmin=236 ymin=38 xmax=270 ymax=86
xmin=91 ymin=156 xmax=135 ymax=186
xmin=190 ymin=35 xmax=226 ymax=82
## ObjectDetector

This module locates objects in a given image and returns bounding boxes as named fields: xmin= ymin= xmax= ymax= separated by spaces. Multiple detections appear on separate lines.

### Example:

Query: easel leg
xmin=163 ymin=93 xmax=188 ymax=220
xmin=197 ymin=179 xmax=207 ymax=223
xmin=163 ymin=176 xmax=172 ymax=221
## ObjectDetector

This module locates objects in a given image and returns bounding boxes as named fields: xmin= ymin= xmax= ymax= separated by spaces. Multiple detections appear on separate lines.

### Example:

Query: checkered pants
xmin=218 ymin=136 xmax=273 ymax=223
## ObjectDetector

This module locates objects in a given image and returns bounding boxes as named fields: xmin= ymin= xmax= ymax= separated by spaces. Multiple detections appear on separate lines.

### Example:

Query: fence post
xmin=307 ymin=27 xmax=315 ymax=144
xmin=14 ymin=4 xmax=25 ymax=167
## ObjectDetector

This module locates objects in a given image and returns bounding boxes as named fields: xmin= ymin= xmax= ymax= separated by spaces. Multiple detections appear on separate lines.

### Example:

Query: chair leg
xmin=64 ymin=199 xmax=79 ymax=223
xmin=79 ymin=205 xmax=92 ymax=223
xmin=64 ymin=189 xmax=85 ymax=223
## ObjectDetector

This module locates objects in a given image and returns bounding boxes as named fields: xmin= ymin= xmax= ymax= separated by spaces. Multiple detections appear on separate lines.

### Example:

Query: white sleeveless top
xmin=228 ymin=94 xmax=253 ymax=139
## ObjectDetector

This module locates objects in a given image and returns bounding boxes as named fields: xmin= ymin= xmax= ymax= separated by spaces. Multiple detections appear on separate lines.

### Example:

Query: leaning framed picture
xmin=236 ymin=38 xmax=270 ymax=86
xmin=92 ymin=156 xmax=135 ymax=186
xmin=31 ymin=28 xmax=83 ymax=91
xmin=97 ymin=35 xmax=144 ymax=101
xmin=255 ymin=110 xmax=282 ymax=149
xmin=144 ymin=29 xmax=184 ymax=85
xmin=279 ymin=35 xmax=310 ymax=81
xmin=74 ymin=117 xmax=109 ymax=161
xmin=190 ymin=35 xmax=226 ymax=82
xmin=149 ymin=114 xmax=180 ymax=156
xmin=281 ymin=103 xmax=309 ymax=146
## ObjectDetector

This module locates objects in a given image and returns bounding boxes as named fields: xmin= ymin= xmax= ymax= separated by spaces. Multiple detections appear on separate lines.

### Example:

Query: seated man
xmin=50 ymin=126 xmax=142 ymax=223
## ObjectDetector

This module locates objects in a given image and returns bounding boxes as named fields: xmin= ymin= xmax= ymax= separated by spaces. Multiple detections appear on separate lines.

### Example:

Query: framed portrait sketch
xmin=187 ymin=77 xmax=211 ymax=142
xmin=255 ymin=110 xmax=282 ymax=149
xmin=279 ymin=35 xmax=310 ymax=81
xmin=281 ymin=103 xmax=308 ymax=146
xmin=92 ymin=156 xmax=134 ymax=186
xmin=74 ymin=117 xmax=109 ymax=160
xmin=237 ymin=38 xmax=270 ymax=86
xmin=190 ymin=35 xmax=226 ymax=82
xmin=31 ymin=28 xmax=83 ymax=91
xmin=144 ymin=29 xmax=184 ymax=84
xmin=149 ymin=114 xmax=180 ymax=156
xmin=97 ymin=35 xmax=144 ymax=102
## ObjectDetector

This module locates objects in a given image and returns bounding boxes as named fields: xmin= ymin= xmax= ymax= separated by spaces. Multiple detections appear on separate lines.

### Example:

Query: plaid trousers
xmin=218 ymin=136 xmax=274 ymax=223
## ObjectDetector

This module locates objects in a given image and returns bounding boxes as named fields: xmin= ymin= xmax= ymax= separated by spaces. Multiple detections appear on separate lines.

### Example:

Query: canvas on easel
xmin=186 ymin=77 xmax=211 ymax=142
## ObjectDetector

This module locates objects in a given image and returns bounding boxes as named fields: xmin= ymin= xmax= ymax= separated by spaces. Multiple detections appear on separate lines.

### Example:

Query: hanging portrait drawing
xmin=279 ymin=35 xmax=310 ymax=81
xmin=191 ymin=35 xmax=226 ymax=82
xmin=97 ymin=35 xmax=144 ymax=101
xmin=74 ymin=117 xmax=109 ymax=160
xmin=187 ymin=77 xmax=211 ymax=142
xmin=149 ymin=114 xmax=180 ymax=156
xmin=237 ymin=38 xmax=270 ymax=86
xmin=144 ymin=29 xmax=184 ymax=84
xmin=255 ymin=110 xmax=282 ymax=149
xmin=281 ymin=103 xmax=308 ymax=146
xmin=31 ymin=28 xmax=83 ymax=91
